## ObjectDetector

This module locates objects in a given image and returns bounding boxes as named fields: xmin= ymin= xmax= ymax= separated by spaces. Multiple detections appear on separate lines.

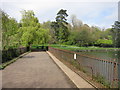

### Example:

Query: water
xmin=78 ymin=50 xmax=120 ymax=87
xmin=79 ymin=50 xmax=120 ymax=63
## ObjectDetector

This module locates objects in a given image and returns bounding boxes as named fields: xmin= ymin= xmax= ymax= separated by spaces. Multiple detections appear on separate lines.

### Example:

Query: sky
xmin=0 ymin=0 xmax=119 ymax=29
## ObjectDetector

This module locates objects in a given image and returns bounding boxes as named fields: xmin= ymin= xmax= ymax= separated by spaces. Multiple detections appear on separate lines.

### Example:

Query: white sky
xmin=0 ymin=0 xmax=120 ymax=29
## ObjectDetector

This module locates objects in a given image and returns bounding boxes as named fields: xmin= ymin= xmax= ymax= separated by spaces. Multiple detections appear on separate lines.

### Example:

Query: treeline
xmin=2 ymin=10 xmax=50 ymax=50
xmin=1 ymin=9 xmax=120 ymax=50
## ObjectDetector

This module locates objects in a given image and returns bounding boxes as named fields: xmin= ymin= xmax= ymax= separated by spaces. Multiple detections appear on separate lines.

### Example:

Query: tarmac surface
xmin=2 ymin=52 xmax=76 ymax=88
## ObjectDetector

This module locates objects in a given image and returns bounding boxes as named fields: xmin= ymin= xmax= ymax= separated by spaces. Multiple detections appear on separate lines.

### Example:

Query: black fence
xmin=2 ymin=46 xmax=48 ymax=64
xmin=2 ymin=47 xmax=27 ymax=63
xmin=31 ymin=46 xmax=48 ymax=51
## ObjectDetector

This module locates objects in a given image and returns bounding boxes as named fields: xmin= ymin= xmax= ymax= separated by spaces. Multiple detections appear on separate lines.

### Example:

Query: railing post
xmin=112 ymin=61 xmax=117 ymax=88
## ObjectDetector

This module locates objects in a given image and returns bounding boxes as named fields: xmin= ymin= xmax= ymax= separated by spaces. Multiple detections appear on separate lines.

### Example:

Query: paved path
xmin=2 ymin=52 xmax=76 ymax=88
xmin=47 ymin=51 xmax=95 ymax=88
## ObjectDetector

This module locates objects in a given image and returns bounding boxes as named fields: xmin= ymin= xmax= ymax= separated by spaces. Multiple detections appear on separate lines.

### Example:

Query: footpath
xmin=2 ymin=51 xmax=94 ymax=89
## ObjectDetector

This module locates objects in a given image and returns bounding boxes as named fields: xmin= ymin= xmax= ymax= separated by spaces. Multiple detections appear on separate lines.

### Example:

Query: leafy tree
xmin=70 ymin=15 xmax=83 ymax=31
xmin=51 ymin=21 xmax=59 ymax=43
xmin=67 ymin=15 xmax=114 ymax=47
xmin=2 ymin=11 xmax=18 ymax=50
xmin=0 ymin=10 xmax=1 ymax=50
xmin=33 ymin=28 xmax=50 ymax=45
xmin=18 ymin=10 xmax=38 ymax=50
xmin=68 ymin=24 xmax=94 ymax=46
xmin=95 ymin=39 xmax=113 ymax=47
xmin=41 ymin=21 xmax=56 ymax=44
xmin=112 ymin=21 xmax=120 ymax=47
xmin=18 ymin=10 xmax=50 ymax=50
xmin=51 ymin=9 xmax=69 ymax=43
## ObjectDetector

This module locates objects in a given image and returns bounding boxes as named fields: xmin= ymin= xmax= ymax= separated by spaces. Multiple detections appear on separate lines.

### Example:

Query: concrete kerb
xmin=46 ymin=51 xmax=97 ymax=89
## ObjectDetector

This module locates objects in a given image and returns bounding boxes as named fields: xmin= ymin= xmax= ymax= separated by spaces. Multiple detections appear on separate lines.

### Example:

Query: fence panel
xmin=49 ymin=46 xmax=120 ymax=88
xmin=2 ymin=47 xmax=27 ymax=63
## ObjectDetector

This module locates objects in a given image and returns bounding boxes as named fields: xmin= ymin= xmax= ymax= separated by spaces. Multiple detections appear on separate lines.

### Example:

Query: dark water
xmin=79 ymin=50 xmax=120 ymax=63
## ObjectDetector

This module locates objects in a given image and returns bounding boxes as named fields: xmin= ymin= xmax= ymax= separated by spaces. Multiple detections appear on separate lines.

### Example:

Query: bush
xmin=95 ymin=39 xmax=113 ymax=47
xmin=2 ymin=47 xmax=27 ymax=63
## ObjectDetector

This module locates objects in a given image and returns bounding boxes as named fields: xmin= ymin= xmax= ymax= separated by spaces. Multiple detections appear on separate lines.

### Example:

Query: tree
xmin=112 ymin=21 xmax=120 ymax=47
xmin=41 ymin=21 xmax=56 ymax=44
xmin=68 ymin=24 xmax=94 ymax=46
xmin=18 ymin=10 xmax=38 ymax=50
xmin=70 ymin=15 xmax=83 ymax=31
xmin=2 ymin=11 xmax=19 ymax=50
xmin=51 ymin=21 xmax=59 ymax=43
xmin=95 ymin=39 xmax=113 ymax=47
xmin=51 ymin=9 xmax=69 ymax=43
xmin=18 ymin=10 xmax=50 ymax=50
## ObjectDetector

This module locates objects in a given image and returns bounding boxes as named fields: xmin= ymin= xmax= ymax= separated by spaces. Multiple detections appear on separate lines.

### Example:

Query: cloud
xmin=1 ymin=0 xmax=119 ymax=2
xmin=59 ymin=2 xmax=118 ymax=28
xmin=0 ymin=0 xmax=118 ymax=28
xmin=1 ymin=1 xmax=61 ymax=21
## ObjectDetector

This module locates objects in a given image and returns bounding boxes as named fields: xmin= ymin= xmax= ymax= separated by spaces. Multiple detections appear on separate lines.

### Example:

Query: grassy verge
xmin=50 ymin=44 xmax=120 ymax=51
xmin=0 ymin=51 xmax=30 ymax=69
xmin=93 ymin=74 xmax=111 ymax=88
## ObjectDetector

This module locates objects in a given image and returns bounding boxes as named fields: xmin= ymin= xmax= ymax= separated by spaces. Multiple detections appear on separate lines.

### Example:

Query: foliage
xmin=70 ymin=15 xmax=83 ymax=31
xmin=51 ymin=9 xmax=69 ymax=43
xmin=1 ymin=51 xmax=29 ymax=69
xmin=18 ymin=10 xmax=50 ymax=49
xmin=51 ymin=44 xmax=119 ymax=51
xmin=112 ymin=21 xmax=120 ymax=47
xmin=2 ymin=47 xmax=27 ymax=63
xmin=68 ymin=25 xmax=101 ymax=46
xmin=67 ymin=15 xmax=114 ymax=47
xmin=95 ymin=39 xmax=113 ymax=47
xmin=93 ymin=74 xmax=111 ymax=88
xmin=2 ymin=11 xmax=19 ymax=50
xmin=2 ymin=9 xmax=118 ymax=51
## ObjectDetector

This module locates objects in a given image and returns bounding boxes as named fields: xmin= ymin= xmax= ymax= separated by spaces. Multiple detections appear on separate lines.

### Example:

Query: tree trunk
xmin=27 ymin=42 xmax=31 ymax=51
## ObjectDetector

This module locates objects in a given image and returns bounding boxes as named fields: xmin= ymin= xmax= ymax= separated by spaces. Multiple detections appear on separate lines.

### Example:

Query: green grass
xmin=50 ymin=44 xmax=120 ymax=51
xmin=93 ymin=74 xmax=111 ymax=88
xmin=32 ymin=44 xmax=120 ymax=51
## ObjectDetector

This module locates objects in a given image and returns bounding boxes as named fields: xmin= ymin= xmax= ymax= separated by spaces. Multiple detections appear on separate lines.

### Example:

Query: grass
xmin=50 ymin=44 xmax=120 ymax=51
xmin=68 ymin=60 xmax=111 ymax=88
xmin=93 ymin=74 xmax=111 ymax=88
xmin=69 ymin=60 xmax=86 ymax=73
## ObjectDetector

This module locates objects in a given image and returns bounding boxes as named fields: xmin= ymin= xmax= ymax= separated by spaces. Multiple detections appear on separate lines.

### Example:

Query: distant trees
xmin=2 ymin=10 xmax=51 ymax=50
xmin=66 ymin=15 xmax=113 ymax=47
xmin=51 ymin=9 xmax=69 ymax=43
xmin=18 ymin=10 xmax=40 ymax=50
xmin=70 ymin=15 xmax=83 ymax=31
xmin=18 ymin=10 xmax=50 ymax=50
xmin=112 ymin=21 xmax=120 ymax=47
xmin=2 ymin=10 xmax=19 ymax=50
xmin=68 ymin=24 xmax=93 ymax=46
xmin=2 ymin=9 xmax=118 ymax=50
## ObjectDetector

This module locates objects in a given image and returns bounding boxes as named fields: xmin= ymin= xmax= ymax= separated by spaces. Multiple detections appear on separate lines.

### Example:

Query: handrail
xmin=49 ymin=46 xmax=120 ymax=64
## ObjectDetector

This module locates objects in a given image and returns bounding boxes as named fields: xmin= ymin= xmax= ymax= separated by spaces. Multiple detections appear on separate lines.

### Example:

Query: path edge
xmin=46 ymin=51 xmax=97 ymax=89
xmin=1 ymin=51 xmax=31 ymax=69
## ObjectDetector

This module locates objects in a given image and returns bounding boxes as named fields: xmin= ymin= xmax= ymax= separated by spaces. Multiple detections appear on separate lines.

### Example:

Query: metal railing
xmin=31 ymin=46 xmax=48 ymax=51
xmin=48 ymin=46 xmax=120 ymax=88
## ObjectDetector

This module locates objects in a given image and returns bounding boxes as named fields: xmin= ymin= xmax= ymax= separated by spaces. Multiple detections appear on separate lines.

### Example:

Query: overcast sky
xmin=0 ymin=0 xmax=119 ymax=29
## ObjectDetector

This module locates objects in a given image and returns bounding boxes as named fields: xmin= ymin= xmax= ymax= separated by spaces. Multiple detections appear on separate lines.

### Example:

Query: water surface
xmin=79 ymin=50 xmax=120 ymax=63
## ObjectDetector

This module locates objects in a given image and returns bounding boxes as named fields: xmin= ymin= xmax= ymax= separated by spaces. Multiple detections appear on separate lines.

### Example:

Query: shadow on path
xmin=2 ymin=52 xmax=76 ymax=88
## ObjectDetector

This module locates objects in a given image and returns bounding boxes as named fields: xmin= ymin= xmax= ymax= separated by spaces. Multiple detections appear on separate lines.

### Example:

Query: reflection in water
xmin=79 ymin=50 xmax=120 ymax=63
